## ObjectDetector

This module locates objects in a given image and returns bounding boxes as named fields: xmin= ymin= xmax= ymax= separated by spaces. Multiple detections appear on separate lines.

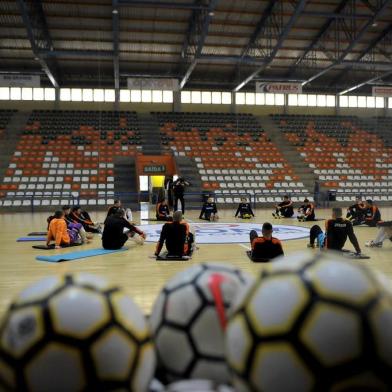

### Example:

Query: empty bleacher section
xmin=0 ymin=110 xmax=29 ymax=191
xmin=157 ymin=112 xmax=309 ymax=204
xmin=0 ymin=110 xmax=142 ymax=208
xmin=271 ymin=114 xmax=392 ymax=202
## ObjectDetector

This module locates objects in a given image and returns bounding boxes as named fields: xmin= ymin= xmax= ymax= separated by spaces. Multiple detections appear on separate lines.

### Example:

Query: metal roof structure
xmin=0 ymin=0 xmax=391 ymax=94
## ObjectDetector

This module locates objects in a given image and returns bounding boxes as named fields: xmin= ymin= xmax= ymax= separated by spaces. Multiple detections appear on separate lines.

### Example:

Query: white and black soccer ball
xmin=149 ymin=263 xmax=254 ymax=384
xmin=225 ymin=251 xmax=392 ymax=391
xmin=0 ymin=273 xmax=155 ymax=391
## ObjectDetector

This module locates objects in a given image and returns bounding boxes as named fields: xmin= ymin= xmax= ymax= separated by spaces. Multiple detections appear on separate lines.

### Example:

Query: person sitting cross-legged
xmin=155 ymin=211 xmax=195 ymax=258
xmin=102 ymin=209 xmax=146 ymax=250
xmin=272 ymin=195 xmax=294 ymax=219
xmin=249 ymin=222 xmax=284 ymax=262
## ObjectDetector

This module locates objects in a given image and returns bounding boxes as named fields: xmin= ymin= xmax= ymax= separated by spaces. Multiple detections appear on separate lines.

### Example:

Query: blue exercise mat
xmin=36 ymin=248 xmax=128 ymax=262
xmin=17 ymin=237 xmax=46 ymax=242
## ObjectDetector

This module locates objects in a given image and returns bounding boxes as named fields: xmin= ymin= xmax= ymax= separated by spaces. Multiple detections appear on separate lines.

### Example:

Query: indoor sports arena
xmin=0 ymin=1 xmax=392 ymax=390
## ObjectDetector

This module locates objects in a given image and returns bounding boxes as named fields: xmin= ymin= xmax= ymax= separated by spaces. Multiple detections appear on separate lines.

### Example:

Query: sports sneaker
xmin=365 ymin=241 xmax=382 ymax=248
xmin=272 ymin=213 xmax=277 ymax=218
xmin=307 ymin=243 xmax=315 ymax=248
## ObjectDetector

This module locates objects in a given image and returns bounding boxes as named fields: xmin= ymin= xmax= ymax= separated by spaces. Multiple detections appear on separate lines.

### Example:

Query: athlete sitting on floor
xmin=70 ymin=206 xmax=101 ymax=233
xmin=364 ymin=199 xmax=381 ymax=227
xmin=273 ymin=195 xmax=294 ymax=218
xmin=366 ymin=220 xmax=392 ymax=248
xmin=47 ymin=206 xmax=92 ymax=244
xmin=155 ymin=211 xmax=195 ymax=258
xmin=47 ymin=210 xmax=82 ymax=249
xmin=199 ymin=197 xmax=219 ymax=221
xmin=235 ymin=197 xmax=255 ymax=219
xmin=102 ymin=209 xmax=146 ymax=250
xmin=106 ymin=200 xmax=133 ymax=223
xmin=346 ymin=196 xmax=366 ymax=225
xmin=308 ymin=207 xmax=361 ymax=255
xmin=297 ymin=198 xmax=316 ymax=222
xmin=249 ymin=222 xmax=284 ymax=262
xmin=156 ymin=199 xmax=172 ymax=221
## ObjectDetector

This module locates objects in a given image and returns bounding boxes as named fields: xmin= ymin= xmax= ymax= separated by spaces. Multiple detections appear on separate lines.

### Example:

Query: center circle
xmin=140 ymin=223 xmax=310 ymax=244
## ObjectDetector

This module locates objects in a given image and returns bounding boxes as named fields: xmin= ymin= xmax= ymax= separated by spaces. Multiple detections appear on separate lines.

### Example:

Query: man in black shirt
xmin=273 ymin=195 xmax=294 ymax=218
xmin=155 ymin=211 xmax=194 ymax=257
xmin=156 ymin=199 xmax=172 ymax=221
xmin=173 ymin=177 xmax=190 ymax=214
xmin=297 ymin=198 xmax=315 ymax=222
xmin=102 ymin=209 xmax=146 ymax=250
xmin=106 ymin=199 xmax=122 ymax=220
xmin=346 ymin=197 xmax=366 ymax=225
xmin=199 ymin=197 xmax=218 ymax=221
xmin=364 ymin=199 xmax=381 ymax=227
xmin=325 ymin=207 xmax=361 ymax=254
xmin=235 ymin=197 xmax=255 ymax=219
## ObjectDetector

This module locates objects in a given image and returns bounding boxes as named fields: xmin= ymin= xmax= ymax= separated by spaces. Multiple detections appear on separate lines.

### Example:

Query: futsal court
xmin=1 ymin=205 xmax=391 ymax=319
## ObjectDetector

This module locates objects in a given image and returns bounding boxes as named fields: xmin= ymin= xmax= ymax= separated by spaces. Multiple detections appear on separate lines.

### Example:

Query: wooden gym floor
xmin=0 ymin=206 xmax=391 ymax=319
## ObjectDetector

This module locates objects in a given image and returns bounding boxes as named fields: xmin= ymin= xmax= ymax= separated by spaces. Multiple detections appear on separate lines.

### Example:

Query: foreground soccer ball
xmin=225 ymin=251 xmax=392 ymax=391
xmin=150 ymin=263 xmax=254 ymax=384
xmin=0 ymin=273 xmax=155 ymax=391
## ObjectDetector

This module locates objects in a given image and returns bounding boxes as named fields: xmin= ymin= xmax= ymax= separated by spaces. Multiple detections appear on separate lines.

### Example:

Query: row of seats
xmin=156 ymin=112 xmax=310 ymax=197
xmin=272 ymin=114 xmax=392 ymax=199
xmin=1 ymin=111 xmax=143 ymax=204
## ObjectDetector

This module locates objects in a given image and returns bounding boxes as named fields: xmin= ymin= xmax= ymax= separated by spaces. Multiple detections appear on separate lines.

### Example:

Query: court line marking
xmin=238 ymin=244 xmax=250 ymax=250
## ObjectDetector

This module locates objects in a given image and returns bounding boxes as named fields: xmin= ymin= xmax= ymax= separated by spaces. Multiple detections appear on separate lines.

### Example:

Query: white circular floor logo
xmin=140 ymin=223 xmax=309 ymax=244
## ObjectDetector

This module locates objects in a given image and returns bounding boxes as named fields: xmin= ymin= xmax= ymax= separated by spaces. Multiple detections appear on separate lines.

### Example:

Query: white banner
xmin=372 ymin=86 xmax=392 ymax=97
xmin=0 ymin=74 xmax=40 ymax=87
xmin=256 ymin=82 xmax=302 ymax=94
xmin=127 ymin=78 xmax=179 ymax=91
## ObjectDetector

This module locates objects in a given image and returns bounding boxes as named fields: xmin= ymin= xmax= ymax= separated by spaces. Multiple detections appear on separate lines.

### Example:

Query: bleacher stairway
xmin=0 ymin=111 xmax=30 ymax=181
xmin=258 ymin=116 xmax=317 ymax=196
xmin=113 ymin=157 xmax=139 ymax=206
xmin=138 ymin=113 xmax=162 ymax=155
xmin=174 ymin=156 xmax=203 ymax=209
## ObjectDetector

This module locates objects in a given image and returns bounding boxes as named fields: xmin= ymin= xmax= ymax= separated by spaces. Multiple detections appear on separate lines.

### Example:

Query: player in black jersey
xmin=273 ymin=195 xmax=294 ymax=218
xmin=346 ymin=197 xmax=366 ymax=225
xmin=364 ymin=199 xmax=381 ymax=227
xmin=297 ymin=198 xmax=315 ymax=222
xmin=156 ymin=199 xmax=172 ymax=221
xmin=235 ymin=197 xmax=255 ymax=219
xmin=199 ymin=197 xmax=219 ymax=221
xmin=325 ymin=207 xmax=361 ymax=254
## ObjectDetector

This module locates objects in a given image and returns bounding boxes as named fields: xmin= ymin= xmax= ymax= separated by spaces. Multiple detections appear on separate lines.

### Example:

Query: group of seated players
xmin=45 ymin=194 xmax=388 ymax=261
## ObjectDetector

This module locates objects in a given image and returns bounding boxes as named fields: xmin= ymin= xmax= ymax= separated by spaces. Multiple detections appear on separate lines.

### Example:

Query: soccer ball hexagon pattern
xmin=150 ymin=263 xmax=254 ymax=384
xmin=225 ymin=251 xmax=392 ymax=391
xmin=0 ymin=273 xmax=155 ymax=391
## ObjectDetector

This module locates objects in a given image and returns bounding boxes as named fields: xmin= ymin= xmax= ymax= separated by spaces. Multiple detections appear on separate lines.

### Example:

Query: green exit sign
xmin=143 ymin=165 xmax=166 ymax=173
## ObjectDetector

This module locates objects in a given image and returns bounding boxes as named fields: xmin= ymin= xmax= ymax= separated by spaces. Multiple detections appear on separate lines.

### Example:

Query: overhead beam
xmin=302 ymin=10 xmax=373 ymax=19
xmin=239 ymin=0 xmax=276 ymax=60
xmin=180 ymin=0 xmax=220 ymax=89
xmin=117 ymin=0 xmax=208 ymax=10
xmin=339 ymin=68 xmax=392 ymax=95
xmin=112 ymin=0 xmax=120 ymax=101
xmin=234 ymin=0 xmax=308 ymax=92
xmin=17 ymin=0 xmax=59 ymax=87
xmin=39 ymin=50 xmax=114 ymax=58
xmin=302 ymin=0 xmax=392 ymax=87
xmin=329 ymin=22 xmax=392 ymax=86
xmin=286 ymin=0 xmax=351 ymax=76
